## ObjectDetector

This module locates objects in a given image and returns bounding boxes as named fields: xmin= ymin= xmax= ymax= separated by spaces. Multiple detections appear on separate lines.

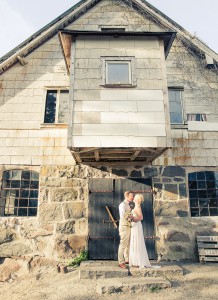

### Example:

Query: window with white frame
xmin=44 ymin=89 xmax=69 ymax=124
xmin=168 ymin=89 xmax=184 ymax=124
xmin=102 ymin=57 xmax=136 ymax=86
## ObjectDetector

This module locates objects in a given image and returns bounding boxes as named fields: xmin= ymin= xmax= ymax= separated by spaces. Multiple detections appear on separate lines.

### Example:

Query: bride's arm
xmin=133 ymin=206 xmax=143 ymax=221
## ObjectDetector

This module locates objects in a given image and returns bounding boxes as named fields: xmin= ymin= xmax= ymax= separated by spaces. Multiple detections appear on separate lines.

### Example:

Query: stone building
xmin=0 ymin=0 xmax=218 ymax=263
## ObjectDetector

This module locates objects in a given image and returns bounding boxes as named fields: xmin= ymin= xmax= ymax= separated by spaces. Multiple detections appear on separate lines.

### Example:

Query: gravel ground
xmin=0 ymin=263 xmax=218 ymax=300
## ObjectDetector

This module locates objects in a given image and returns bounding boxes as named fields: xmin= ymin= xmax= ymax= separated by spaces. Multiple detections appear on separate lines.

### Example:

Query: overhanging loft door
xmin=88 ymin=178 xmax=155 ymax=260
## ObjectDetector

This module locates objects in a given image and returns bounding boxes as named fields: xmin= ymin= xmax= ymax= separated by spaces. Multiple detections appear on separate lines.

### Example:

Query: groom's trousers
xmin=118 ymin=225 xmax=131 ymax=264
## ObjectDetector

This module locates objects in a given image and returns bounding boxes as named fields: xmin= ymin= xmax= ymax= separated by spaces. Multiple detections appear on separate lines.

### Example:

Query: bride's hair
xmin=135 ymin=194 xmax=144 ymax=204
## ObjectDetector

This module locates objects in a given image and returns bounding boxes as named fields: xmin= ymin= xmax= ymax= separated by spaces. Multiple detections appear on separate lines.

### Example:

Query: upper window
xmin=44 ymin=89 xmax=69 ymax=124
xmin=187 ymin=114 xmax=207 ymax=121
xmin=168 ymin=89 xmax=183 ymax=124
xmin=188 ymin=171 xmax=218 ymax=217
xmin=0 ymin=170 xmax=39 ymax=217
xmin=106 ymin=61 xmax=131 ymax=85
xmin=102 ymin=57 xmax=136 ymax=87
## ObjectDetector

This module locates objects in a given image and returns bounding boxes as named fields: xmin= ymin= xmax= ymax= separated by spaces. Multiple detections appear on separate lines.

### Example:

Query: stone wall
xmin=0 ymin=164 xmax=218 ymax=262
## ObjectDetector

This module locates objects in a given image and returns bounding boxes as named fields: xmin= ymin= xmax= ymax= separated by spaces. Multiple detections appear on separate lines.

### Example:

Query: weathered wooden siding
xmin=0 ymin=36 xmax=74 ymax=166
xmin=71 ymin=35 xmax=169 ymax=148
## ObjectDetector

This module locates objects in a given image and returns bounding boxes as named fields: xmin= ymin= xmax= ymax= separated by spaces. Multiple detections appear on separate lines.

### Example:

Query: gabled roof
xmin=0 ymin=0 xmax=217 ymax=74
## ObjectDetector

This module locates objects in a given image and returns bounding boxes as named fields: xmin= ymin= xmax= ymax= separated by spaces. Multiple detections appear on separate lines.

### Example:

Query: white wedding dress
xmin=129 ymin=209 xmax=152 ymax=268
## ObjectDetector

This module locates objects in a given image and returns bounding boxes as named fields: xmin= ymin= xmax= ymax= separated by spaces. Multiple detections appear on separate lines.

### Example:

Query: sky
xmin=0 ymin=0 xmax=218 ymax=58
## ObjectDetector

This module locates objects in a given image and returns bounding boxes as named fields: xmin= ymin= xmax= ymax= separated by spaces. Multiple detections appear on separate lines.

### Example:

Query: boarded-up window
xmin=0 ymin=170 xmax=39 ymax=217
xmin=168 ymin=89 xmax=183 ymax=124
xmin=44 ymin=89 xmax=69 ymax=124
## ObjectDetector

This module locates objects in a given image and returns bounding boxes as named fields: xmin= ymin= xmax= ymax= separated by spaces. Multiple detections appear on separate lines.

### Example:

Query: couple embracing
xmin=118 ymin=191 xmax=159 ymax=269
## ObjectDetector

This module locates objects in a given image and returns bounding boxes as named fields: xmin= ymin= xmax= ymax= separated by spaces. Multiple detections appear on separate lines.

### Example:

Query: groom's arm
xmin=119 ymin=202 xmax=125 ymax=219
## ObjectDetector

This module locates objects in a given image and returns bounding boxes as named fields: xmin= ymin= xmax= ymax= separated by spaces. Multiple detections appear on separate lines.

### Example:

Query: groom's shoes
xmin=118 ymin=263 xmax=126 ymax=269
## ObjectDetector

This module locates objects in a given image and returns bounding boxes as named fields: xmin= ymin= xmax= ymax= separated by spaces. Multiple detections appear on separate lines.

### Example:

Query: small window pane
xmin=44 ymin=90 xmax=57 ymax=123
xmin=31 ymin=172 xmax=39 ymax=181
xmin=191 ymin=208 xmax=199 ymax=217
xmin=197 ymin=172 xmax=205 ymax=180
xmin=20 ymin=190 xmax=29 ymax=198
xmin=12 ymin=170 xmax=21 ymax=180
xmin=189 ymin=181 xmax=197 ymax=189
xmin=188 ymin=173 xmax=196 ymax=181
xmin=2 ymin=171 xmax=10 ymax=180
xmin=30 ymin=181 xmax=39 ymax=189
xmin=28 ymin=208 xmax=37 ymax=216
xmin=190 ymin=199 xmax=198 ymax=207
xmin=19 ymin=199 xmax=28 ymax=207
xmin=107 ymin=62 xmax=130 ymax=84
xmin=22 ymin=171 xmax=31 ymax=180
xmin=30 ymin=190 xmax=38 ymax=198
xmin=58 ymin=90 xmax=69 ymax=123
xmin=18 ymin=208 xmax=28 ymax=216
xmin=197 ymin=181 xmax=206 ymax=189
xmin=210 ymin=208 xmax=218 ymax=216
xmin=21 ymin=180 xmax=30 ymax=189
xmin=29 ymin=199 xmax=38 ymax=207
xmin=11 ymin=180 xmax=20 ymax=188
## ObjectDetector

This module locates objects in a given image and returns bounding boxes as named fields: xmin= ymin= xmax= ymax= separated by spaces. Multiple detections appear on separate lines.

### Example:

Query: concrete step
xmin=79 ymin=261 xmax=183 ymax=279
xmin=96 ymin=277 xmax=171 ymax=295
xmin=79 ymin=261 xmax=128 ymax=279
xmin=129 ymin=263 xmax=183 ymax=278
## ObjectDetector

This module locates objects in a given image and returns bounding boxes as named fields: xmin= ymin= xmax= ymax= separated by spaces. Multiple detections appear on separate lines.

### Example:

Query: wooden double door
xmin=88 ymin=178 xmax=156 ymax=260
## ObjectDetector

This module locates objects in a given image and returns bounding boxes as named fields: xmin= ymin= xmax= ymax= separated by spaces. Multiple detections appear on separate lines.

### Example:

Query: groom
xmin=118 ymin=191 xmax=134 ymax=269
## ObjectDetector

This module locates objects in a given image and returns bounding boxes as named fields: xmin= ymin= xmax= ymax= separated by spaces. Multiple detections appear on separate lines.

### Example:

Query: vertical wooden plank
xmin=88 ymin=178 xmax=114 ymax=259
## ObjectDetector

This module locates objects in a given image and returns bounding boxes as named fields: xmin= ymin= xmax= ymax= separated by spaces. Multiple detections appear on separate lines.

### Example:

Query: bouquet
xmin=124 ymin=212 xmax=134 ymax=227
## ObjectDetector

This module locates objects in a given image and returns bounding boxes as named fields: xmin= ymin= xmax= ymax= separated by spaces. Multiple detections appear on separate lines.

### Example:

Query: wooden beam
xmin=17 ymin=55 xmax=27 ymax=66
xmin=58 ymin=32 xmax=72 ymax=75
xmin=130 ymin=150 xmax=140 ymax=161
xmin=94 ymin=150 xmax=100 ymax=161
xmin=72 ymin=151 xmax=82 ymax=163
xmin=79 ymin=148 xmax=99 ymax=154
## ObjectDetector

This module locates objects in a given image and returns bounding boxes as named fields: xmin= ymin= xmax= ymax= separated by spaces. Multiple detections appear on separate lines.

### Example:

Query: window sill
xmin=171 ymin=124 xmax=188 ymax=129
xmin=100 ymin=84 xmax=137 ymax=88
xmin=40 ymin=123 xmax=68 ymax=128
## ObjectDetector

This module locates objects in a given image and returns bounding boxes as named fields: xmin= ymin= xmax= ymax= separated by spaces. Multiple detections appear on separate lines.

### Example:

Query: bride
xmin=129 ymin=194 xmax=160 ymax=269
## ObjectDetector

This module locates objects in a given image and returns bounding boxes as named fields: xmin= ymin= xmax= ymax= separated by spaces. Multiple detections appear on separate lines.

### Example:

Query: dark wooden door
xmin=88 ymin=178 xmax=155 ymax=260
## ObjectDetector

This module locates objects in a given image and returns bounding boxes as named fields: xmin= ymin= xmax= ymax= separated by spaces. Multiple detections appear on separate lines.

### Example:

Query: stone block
xmin=179 ymin=183 xmax=187 ymax=199
xmin=75 ymin=218 xmax=88 ymax=235
xmin=54 ymin=235 xmax=87 ymax=259
xmin=0 ymin=242 xmax=32 ymax=257
xmin=154 ymin=200 xmax=189 ymax=217
xmin=50 ymin=188 xmax=79 ymax=202
xmin=0 ymin=228 xmax=15 ymax=244
xmin=0 ymin=258 xmax=20 ymax=282
xmin=163 ymin=184 xmax=178 ymax=200
xmin=166 ymin=230 xmax=190 ymax=242
xmin=111 ymin=169 xmax=128 ymax=176
xmin=130 ymin=170 xmax=142 ymax=177
xmin=63 ymin=202 xmax=85 ymax=219
xmin=162 ymin=166 xmax=185 ymax=178
xmin=56 ymin=221 xmax=75 ymax=234
xmin=144 ymin=167 xmax=158 ymax=177
xmin=39 ymin=203 xmax=63 ymax=224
